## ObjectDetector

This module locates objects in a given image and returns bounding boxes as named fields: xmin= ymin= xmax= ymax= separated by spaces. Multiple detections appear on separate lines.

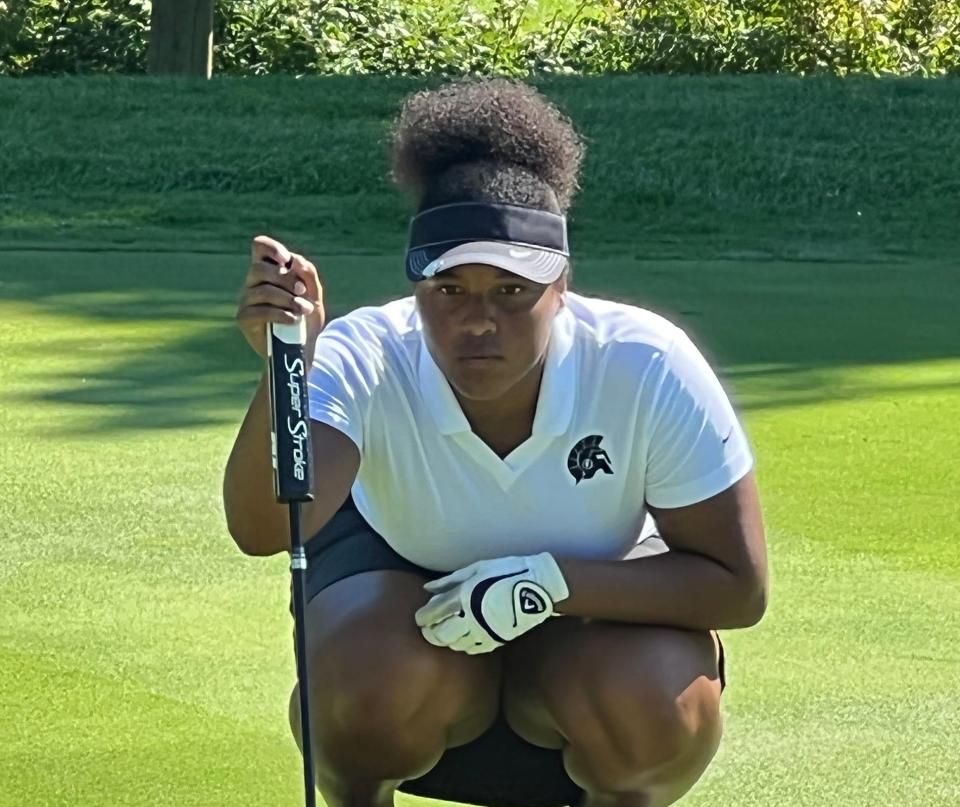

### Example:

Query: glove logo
xmin=517 ymin=585 xmax=547 ymax=615
xmin=567 ymin=435 xmax=614 ymax=484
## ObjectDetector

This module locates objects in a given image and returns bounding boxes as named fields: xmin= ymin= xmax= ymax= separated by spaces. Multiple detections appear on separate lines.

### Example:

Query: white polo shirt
xmin=307 ymin=292 xmax=754 ymax=572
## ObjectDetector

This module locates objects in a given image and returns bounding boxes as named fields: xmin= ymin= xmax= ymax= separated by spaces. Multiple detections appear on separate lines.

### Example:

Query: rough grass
xmin=1 ymin=74 xmax=958 ymax=259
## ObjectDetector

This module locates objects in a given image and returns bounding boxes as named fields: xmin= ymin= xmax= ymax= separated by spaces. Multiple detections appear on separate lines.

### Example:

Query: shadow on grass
xmin=1 ymin=249 xmax=957 ymax=435
xmin=2 ymin=250 xmax=409 ymax=435
xmin=12 ymin=322 xmax=253 ymax=431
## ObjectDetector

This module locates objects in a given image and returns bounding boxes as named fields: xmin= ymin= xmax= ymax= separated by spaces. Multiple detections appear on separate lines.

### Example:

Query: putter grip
xmin=267 ymin=320 xmax=315 ymax=503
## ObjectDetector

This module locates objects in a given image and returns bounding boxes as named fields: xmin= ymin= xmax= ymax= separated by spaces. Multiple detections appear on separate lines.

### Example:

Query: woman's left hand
xmin=414 ymin=552 xmax=570 ymax=654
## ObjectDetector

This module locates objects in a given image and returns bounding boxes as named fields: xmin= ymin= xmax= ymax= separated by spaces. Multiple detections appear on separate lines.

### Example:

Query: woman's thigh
xmin=290 ymin=570 xmax=501 ymax=749
xmin=501 ymin=618 xmax=723 ymax=759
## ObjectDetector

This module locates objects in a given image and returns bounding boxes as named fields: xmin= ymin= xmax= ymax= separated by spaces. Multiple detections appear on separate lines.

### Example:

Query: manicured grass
xmin=2 ymin=72 xmax=957 ymax=806
xmin=1 ymin=247 xmax=957 ymax=806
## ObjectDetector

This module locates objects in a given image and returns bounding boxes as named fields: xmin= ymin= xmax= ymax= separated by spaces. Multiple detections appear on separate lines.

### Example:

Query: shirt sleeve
xmin=306 ymin=314 xmax=387 ymax=453
xmin=643 ymin=329 xmax=754 ymax=509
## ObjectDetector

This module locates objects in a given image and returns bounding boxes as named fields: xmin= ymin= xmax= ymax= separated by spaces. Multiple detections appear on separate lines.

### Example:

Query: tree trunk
xmin=148 ymin=0 xmax=215 ymax=77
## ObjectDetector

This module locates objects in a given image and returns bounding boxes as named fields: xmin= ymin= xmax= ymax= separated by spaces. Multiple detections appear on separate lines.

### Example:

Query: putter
xmin=266 ymin=256 xmax=317 ymax=807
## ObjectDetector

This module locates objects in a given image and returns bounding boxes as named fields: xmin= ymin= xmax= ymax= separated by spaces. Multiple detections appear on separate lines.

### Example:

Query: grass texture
xmin=0 ymin=73 xmax=958 ymax=806
xmin=1 ymin=74 xmax=959 ymax=259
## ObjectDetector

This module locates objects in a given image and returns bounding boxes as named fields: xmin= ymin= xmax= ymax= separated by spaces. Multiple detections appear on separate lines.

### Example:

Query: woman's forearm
xmin=555 ymin=550 xmax=766 ymax=630
xmin=222 ymin=372 xmax=291 ymax=556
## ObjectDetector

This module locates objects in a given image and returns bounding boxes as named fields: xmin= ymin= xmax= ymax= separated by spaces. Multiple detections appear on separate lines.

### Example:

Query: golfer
xmin=223 ymin=77 xmax=768 ymax=807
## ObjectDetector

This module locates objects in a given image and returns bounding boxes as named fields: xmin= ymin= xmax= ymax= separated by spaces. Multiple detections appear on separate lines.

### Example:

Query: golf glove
xmin=414 ymin=552 xmax=570 ymax=655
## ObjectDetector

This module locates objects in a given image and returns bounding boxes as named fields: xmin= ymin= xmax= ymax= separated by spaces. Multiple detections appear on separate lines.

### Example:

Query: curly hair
xmin=389 ymin=78 xmax=585 ymax=215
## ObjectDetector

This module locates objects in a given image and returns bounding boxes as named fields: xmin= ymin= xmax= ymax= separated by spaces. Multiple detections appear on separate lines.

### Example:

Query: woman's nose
xmin=461 ymin=295 xmax=497 ymax=335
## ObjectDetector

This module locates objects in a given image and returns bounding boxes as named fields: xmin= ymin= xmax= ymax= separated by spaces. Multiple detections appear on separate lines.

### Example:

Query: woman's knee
xmin=510 ymin=624 xmax=723 ymax=793
xmin=290 ymin=572 xmax=500 ymax=776
xmin=562 ymin=673 xmax=721 ymax=791
xmin=294 ymin=638 xmax=498 ymax=780
xmin=317 ymin=635 xmax=470 ymax=736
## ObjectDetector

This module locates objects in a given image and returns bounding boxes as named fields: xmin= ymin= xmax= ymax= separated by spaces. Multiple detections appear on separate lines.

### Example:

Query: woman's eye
xmin=437 ymin=285 xmax=462 ymax=295
xmin=500 ymin=285 xmax=525 ymax=295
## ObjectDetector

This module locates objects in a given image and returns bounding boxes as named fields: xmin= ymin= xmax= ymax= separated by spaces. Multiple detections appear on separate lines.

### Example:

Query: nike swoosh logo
xmin=722 ymin=429 xmax=732 ymax=444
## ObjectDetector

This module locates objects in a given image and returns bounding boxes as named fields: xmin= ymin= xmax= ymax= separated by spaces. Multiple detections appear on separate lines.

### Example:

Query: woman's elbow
xmin=225 ymin=518 xmax=285 ymax=557
xmin=737 ymin=580 xmax=769 ymax=628
xmin=223 ymin=492 xmax=282 ymax=557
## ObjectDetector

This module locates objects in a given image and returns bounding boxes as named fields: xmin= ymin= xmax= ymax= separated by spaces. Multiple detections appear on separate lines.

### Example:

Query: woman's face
xmin=414 ymin=264 xmax=567 ymax=402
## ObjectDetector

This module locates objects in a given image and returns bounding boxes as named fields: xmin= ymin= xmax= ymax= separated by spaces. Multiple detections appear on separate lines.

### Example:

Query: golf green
xmin=1 ymin=248 xmax=957 ymax=806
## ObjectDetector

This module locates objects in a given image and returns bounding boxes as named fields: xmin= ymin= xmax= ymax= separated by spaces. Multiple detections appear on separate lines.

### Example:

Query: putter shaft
xmin=289 ymin=501 xmax=317 ymax=807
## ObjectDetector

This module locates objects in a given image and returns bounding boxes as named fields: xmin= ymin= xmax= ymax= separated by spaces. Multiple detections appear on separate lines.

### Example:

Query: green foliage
xmin=210 ymin=0 xmax=592 ymax=76
xmin=569 ymin=0 xmax=960 ymax=75
xmin=0 ymin=0 xmax=150 ymax=75
xmin=0 ymin=0 xmax=958 ymax=76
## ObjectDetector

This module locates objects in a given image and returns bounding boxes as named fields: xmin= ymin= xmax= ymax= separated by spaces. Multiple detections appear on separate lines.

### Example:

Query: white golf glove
xmin=414 ymin=552 xmax=570 ymax=655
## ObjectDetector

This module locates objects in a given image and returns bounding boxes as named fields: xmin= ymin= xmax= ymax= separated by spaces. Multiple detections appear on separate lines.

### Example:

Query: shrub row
xmin=1 ymin=0 xmax=958 ymax=77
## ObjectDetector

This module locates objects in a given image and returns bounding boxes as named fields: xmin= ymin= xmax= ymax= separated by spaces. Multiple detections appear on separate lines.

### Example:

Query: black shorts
xmin=288 ymin=496 xmax=726 ymax=807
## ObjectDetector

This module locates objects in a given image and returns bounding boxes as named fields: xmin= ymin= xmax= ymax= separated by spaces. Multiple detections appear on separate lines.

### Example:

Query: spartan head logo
xmin=567 ymin=435 xmax=614 ymax=484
